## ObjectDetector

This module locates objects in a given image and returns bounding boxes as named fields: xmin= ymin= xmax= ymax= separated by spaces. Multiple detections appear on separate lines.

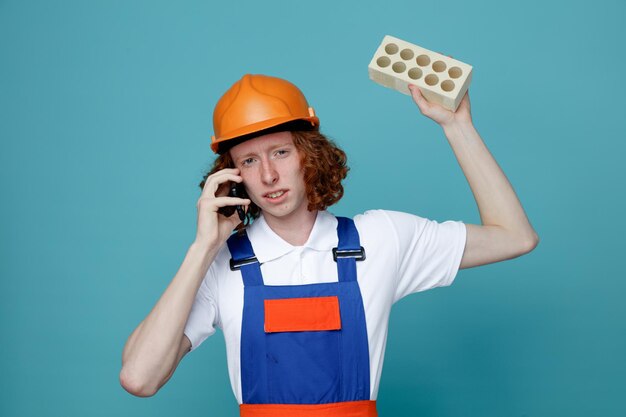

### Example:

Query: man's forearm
xmin=120 ymin=240 xmax=219 ymax=396
xmin=442 ymin=120 xmax=538 ymax=243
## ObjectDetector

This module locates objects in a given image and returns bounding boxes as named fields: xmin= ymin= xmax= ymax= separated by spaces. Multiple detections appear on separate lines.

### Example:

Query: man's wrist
xmin=189 ymin=239 xmax=220 ymax=265
xmin=442 ymin=119 xmax=476 ymax=139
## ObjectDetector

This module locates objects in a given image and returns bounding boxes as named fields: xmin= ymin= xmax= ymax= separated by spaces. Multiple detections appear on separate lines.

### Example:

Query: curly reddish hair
xmin=199 ymin=129 xmax=349 ymax=231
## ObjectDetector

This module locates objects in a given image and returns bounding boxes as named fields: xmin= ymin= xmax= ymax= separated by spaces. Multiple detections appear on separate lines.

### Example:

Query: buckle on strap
xmin=229 ymin=256 xmax=259 ymax=271
xmin=332 ymin=246 xmax=366 ymax=262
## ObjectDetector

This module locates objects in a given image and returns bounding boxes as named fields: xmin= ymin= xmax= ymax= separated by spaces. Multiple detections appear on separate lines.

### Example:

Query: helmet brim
xmin=211 ymin=116 xmax=319 ymax=154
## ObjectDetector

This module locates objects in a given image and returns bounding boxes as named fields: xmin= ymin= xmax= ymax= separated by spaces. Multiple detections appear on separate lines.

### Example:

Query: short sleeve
xmin=384 ymin=210 xmax=467 ymax=303
xmin=183 ymin=267 xmax=220 ymax=352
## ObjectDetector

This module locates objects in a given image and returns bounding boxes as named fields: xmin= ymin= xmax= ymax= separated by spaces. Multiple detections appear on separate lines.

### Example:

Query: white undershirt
xmin=184 ymin=209 xmax=467 ymax=404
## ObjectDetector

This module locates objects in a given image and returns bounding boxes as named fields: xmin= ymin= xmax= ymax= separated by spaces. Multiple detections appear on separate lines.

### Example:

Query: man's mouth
xmin=264 ymin=190 xmax=287 ymax=199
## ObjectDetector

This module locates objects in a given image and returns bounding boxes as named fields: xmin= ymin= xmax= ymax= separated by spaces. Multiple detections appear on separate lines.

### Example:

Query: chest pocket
xmin=264 ymin=296 xmax=342 ymax=333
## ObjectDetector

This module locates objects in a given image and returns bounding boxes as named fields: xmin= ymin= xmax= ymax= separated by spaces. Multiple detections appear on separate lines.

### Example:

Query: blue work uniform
xmin=227 ymin=217 xmax=377 ymax=417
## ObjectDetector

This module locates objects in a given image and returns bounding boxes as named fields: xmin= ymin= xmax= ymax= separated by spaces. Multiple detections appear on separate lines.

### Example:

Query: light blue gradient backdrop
xmin=1 ymin=0 xmax=624 ymax=416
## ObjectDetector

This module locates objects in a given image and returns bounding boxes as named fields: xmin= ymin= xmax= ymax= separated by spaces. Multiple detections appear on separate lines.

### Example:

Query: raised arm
xmin=119 ymin=168 xmax=250 ymax=397
xmin=408 ymin=84 xmax=539 ymax=269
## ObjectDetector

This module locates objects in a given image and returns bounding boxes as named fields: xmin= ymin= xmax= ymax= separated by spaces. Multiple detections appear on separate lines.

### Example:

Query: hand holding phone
xmin=217 ymin=182 xmax=247 ymax=221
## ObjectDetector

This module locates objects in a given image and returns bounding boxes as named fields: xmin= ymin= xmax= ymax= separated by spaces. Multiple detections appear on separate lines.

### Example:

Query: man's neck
xmin=263 ymin=209 xmax=319 ymax=246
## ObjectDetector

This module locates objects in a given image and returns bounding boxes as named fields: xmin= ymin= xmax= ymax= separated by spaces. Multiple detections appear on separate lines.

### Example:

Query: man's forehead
xmin=230 ymin=131 xmax=294 ymax=157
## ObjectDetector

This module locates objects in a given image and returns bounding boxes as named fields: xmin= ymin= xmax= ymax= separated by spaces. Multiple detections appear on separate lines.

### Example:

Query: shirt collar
xmin=246 ymin=210 xmax=338 ymax=263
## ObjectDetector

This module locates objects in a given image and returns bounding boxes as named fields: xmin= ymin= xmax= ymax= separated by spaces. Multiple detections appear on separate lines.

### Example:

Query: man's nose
xmin=260 ymin=160 xmax=278 ymax=185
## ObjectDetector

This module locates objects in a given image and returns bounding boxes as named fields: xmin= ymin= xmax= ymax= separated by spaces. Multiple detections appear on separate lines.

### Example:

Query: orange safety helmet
xmin=210 ymin=74 xmax=320 ymax=154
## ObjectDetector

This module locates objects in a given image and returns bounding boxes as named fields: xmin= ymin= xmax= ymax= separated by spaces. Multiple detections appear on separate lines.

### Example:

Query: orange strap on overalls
xmin=240 ymin=400 xmax=378 ymax=417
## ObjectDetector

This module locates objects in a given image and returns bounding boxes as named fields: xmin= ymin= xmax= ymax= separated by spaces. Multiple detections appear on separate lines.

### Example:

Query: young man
xmin=120 ymin=74 xmax=538 ymax=416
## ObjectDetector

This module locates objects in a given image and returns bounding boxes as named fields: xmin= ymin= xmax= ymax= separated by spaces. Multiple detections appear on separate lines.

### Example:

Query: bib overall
xmin=227 ymin=217 xmax=377 ymax=417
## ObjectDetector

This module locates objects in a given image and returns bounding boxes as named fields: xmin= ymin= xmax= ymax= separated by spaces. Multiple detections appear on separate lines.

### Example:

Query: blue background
xmin=1 ymin=0 xmax=624 ymax=416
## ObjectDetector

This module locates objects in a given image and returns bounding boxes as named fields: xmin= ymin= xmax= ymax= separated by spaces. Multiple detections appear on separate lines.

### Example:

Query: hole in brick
xmin=400 ymin=49 xmax=414 ymax=60
xmin=425 ymin=74 xmax=439 ymax=86
xmin=392 ymin=62 xmax=406 ymax=73
xmin=385 ymin=43 xmax=399 ymax=54
xmin=432 ymin=61 xmax=446 ymax=72
xmin=448 ymin=67 xmax=462 ymax=78
xmin=441 ymin=80 xmax=455 ymax=92
xmin=408 ymin=68 xmax=423 ymax=80
xmin=416 ymin=54 xmax=430 ymax=66
xmin=377 ymin=56 xmax=391 ymax=68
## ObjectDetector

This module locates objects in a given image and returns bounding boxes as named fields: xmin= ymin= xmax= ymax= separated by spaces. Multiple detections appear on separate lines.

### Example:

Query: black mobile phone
xmin=217 ymin=182 xmax=247 ymax=221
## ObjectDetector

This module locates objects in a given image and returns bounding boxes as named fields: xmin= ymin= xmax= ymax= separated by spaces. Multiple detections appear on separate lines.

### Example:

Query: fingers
xmin=200 ymin=168 xmax=243 ymax=199
xmin=214 ymin=174 xmax=243 ymax=198
xmin=212 ymin=196 xmax=251 ymax=209
xmin=197 ymin=196 xmax=250 ymax=211
xmin=408 ymin=84 xmax=430 ymax=113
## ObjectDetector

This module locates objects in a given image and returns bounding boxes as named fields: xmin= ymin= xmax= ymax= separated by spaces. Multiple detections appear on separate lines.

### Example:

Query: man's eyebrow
xmin=237 ymin=151 xmax=257 ymax=160
xmin=236 ymin=143 xmax=294 ymax=160
xmin=269 ymin=143 xmax=293 ymax=150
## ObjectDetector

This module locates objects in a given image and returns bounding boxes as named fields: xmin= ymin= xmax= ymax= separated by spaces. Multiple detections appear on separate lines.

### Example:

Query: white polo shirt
xmin=184 ymin=209 xmax=466 ymax=404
